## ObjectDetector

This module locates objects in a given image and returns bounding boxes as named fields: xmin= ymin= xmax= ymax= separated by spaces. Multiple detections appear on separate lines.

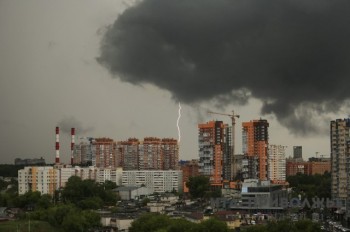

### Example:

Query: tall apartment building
xmin=331 ymin=118 xmax=350 ymax=208
xmin=18 ymin=166 xmax=59 ymax=195
xmin=116 ymin=137 xmax=179 ymax=171
xmin=116 ymin=138 xmax=140 ymax=170
xmin=242 ymin=119 xmax=269 ymax=180
xmin=161 ymin=138 xmax=179 ymax=170
xmin=92 ymin=138 xmax=117 ymax=168
xmin=139 ymin=137 xmax=163 ymax=170
xmin=73 ymin=138 xmax=94 ymax=165
xmin=198 ymin=121 xmax=227 ymax=186
xmin=268 ymin=145 xmax=286 ymax=182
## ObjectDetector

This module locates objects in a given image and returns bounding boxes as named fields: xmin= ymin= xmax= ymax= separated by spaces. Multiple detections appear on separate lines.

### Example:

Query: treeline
xmin=0 ymin=176 xmax=118 ymax=231
xmin=0 ymin=164 xmax=25 ymax=177
xmin=287 ymin=172 xmax=331 ymax=200
xmin=242 ymin=219 xmax=322 ymax=232
xmin=129 ymin=214 xmax=322 ymax=232
xmin=129 ymin=213 xmax=230 ymax=232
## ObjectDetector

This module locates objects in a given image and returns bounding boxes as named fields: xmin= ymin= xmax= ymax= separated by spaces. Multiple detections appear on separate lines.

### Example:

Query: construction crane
xmin=208 ymin=110 xmax=240 ymax=181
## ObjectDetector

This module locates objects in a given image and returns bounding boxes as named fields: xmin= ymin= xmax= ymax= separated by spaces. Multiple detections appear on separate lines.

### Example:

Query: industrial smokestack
xmin=55 ymin=126 xmax=60 ymax=164
xmin=71 ymin=128 xmax=75 ymax=165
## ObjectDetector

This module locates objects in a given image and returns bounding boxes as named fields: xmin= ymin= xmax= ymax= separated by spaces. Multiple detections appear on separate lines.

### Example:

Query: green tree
xmin=167 ymin=218 xmax=197 ymax=232
xmin=287 ymin=172 xmax=331 ymax=203
xmin=197 ymin=218 xmax=229 ymax=232
xmin=47 ymin=204 xmax=76 ymax=227
xmin=62 ymin=211 xmax=85 ymax=232
xmin=37 ymin=194 xmax=53 ymax=209
xmin=61 ymin=176 xmax=117 ymax=208
xmin=243 ymin=219 xmax=321 ymax=232
xmin=129 ymin=213 xmax=172 ymax=232
xmin=186 ymin=176 xmax=210 ymax=199
xmin=81 ymin=210 xmax=101 ymax=229
xmin=102 ymin=180 xmax=117 ymax=190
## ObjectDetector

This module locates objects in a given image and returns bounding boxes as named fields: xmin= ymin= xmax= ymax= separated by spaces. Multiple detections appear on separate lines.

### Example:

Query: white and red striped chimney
xmin=71 ymin=128 xmax=75 ymax=165
xmin=55 ymin=126 xmax=60 ymax=164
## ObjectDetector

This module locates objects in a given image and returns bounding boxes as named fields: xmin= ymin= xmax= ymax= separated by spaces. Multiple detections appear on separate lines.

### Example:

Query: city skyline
xmin=1 ymin=0 xmax=347 ymax=164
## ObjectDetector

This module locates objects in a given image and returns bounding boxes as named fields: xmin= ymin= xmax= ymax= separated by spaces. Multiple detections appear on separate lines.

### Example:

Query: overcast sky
xmin=1 ymin=0 xmax=346 ymax=164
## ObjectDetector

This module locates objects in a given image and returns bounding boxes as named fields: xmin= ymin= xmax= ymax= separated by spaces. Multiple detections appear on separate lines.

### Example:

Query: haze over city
xmin=2 ymin=0 xmax=350 ymax=164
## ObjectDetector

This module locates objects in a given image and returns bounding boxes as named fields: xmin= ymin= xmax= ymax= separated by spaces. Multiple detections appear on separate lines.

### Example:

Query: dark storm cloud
xmin=57 ymin=116 xmax=94 ymax=135
xmin=97 ymin=0 xmax=350 ymax=135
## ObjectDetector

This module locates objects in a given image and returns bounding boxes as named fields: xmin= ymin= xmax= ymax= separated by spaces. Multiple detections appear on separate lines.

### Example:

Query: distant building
xmin=73 ymin=137 xmax=94 ymax=165
xmin=93 ymin=138 xmax=117 ymax=168
xmin=286 ymin=161 xmax=307 ymax=176
xmin=268 ymin=145 xmax=286 ymax=182
xmin=139 ymin=137 xmax=163 ymax=170
xmin=161 ymin=138 xmax=179 ymax=170
xmin=242 ymin=119 xmax=269 ymax=180
xmin=286 ymin=158 xmax=330 ymax=177
xmin=306 ymin=157 xmax=331 ymax=175
xmin=117 ymin=138 xmax=140 ymax=170
xmin=116 ymin=137 xmax=179 ymax=171
xmin=180 ymin=159 xmax=200 ymax=192
xmin=14 ymin=158 xmax=46 ymax=166
xmin=293 ymin=146 xmax=303 ymax=160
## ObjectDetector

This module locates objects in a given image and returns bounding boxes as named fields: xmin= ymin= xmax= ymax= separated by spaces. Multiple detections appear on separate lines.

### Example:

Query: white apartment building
xmin=18 ymin=166 xmax=59 ymax=195
xmin=19 ymin=167 xmax=179 ymax=195
xmin=122 ymin=170 xmax=182 ymax=193
xmin=268 ymin=145 xmax=286 ymax=182
xmin=96 ymin=167 xmax=123 ymax=185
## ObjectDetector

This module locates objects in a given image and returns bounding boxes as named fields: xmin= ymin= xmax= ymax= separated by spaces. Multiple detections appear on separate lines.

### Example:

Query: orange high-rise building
xmin=93 ymin=138 xmax=117 ymax=168
xmin=116 ymin=138 xmax=140 ymax=170
xmin=162 ymin=138 xmax=179 ymax=170
xmin=140 ymin=137 xmax=163 ymax=170
xmin=198 ymin=121 xmax=227 ymax=186
xmin=242 ymin=119 xmax=269 ymax=180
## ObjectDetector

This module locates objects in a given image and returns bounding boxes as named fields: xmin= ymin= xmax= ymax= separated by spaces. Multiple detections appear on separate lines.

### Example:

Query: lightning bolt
xmin=177 ymin=102 xmax=181 ymax=142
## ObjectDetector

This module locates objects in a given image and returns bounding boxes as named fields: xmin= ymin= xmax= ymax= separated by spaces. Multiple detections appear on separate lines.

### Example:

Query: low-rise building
xmin=114 ymin=186 xmax=152 ymax=200
xmin=15 ymin=158 xmax=46 ymax=166
xmin=240 ymin=179 xmax=287 ymax=209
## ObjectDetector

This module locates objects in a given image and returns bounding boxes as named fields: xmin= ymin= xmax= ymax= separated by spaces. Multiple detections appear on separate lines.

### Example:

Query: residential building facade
xmin=122 ymin=170 xmax=183 ymax=193
xmin=268 ymin=145 xmax=286 ymax=182
xmin=93 ymin=138 xmax=117 ymax=168
xmin=242 ymin=119 xmax=269 ymax=180
xmin=198 ymin=121 xmax=227 ymax=186
xmin=330 ymin=118 xmax=350 ymax=208
xmin=18 ymin=166 xmax=59 ymax=195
